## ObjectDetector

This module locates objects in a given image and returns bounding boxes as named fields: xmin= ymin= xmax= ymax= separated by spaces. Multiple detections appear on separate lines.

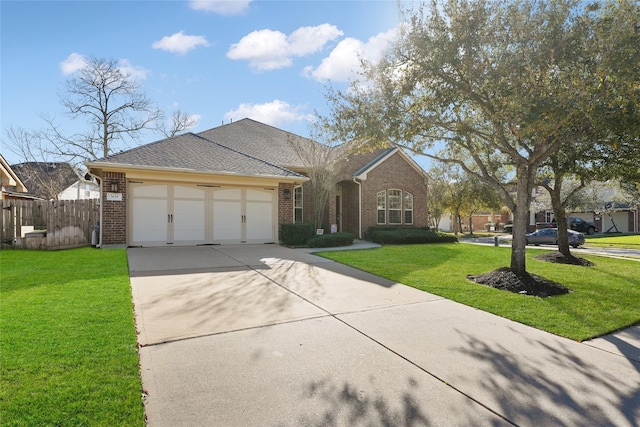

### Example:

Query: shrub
xmin=280 ymin=223 xmax=315 ymax=246
xmin=307 ymin=232 xmax=355 ymax=248
xmin=370 ymin=228 xmax=457 ymax=244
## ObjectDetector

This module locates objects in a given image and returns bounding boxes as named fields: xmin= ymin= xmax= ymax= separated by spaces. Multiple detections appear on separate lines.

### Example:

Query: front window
xmin=294 ymin=186 xmax=303 ymax=223
xmin=404 ymin=192 xmax=413 ymax=224
xmin=377 ymin=191 xmax=386 ymax=224
xmin=388 ymin=189 xmax=402 ymax=224
xmin=377 ymin=189 xmax=414 ymax=225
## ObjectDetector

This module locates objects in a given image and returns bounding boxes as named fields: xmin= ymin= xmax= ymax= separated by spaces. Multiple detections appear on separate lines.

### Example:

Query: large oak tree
xmin=320 ymin=0 xmax=639 ymax=275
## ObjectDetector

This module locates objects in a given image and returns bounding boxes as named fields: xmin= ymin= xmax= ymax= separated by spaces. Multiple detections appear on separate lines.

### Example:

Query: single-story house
xmin=86 ymin=118 xmax=429 ymax=247
xmin=11 ymin=161 xmax=100 ymax=201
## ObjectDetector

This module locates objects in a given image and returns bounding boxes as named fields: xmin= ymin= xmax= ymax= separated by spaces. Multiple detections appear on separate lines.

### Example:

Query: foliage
xmin=307 ymin=232 xmax=355 ymax=248
xmin=426 ymin=173 xmax=448 ymax=230
xmin=319 ymin=0 xmax=640 ymax=275
xmin=0 ymin=248 xmax=144 ymax=426
xmin=280 ymin=223 xmax=316 ymax=246
xmin=430 ymin=163 xmax=503 ymax=234
xmin=317 ymin=244 xmax=640 ymax=341
xmin=369 ymin=228 xmax=457 ymax=244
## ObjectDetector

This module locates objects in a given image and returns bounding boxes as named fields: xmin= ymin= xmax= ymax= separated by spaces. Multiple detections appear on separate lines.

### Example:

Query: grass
xmin=585 ymin=234 xmax=640 ymax=249
xmin=0 ymin=248 xmax=145 ymax=426
xmin=317 ymin=243 xmax=640 ymax=341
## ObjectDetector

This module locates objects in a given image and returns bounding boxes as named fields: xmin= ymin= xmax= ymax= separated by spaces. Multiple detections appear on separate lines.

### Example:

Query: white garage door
xmin=129 ymin=182 xmax=276 ymax=247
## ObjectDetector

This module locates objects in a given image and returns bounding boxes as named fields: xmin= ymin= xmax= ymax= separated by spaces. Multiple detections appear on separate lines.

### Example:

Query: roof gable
xmin=353 ymin=147 xmax=429 ymax=180
xmin=1 ymin=154 xmax=28 ymax=192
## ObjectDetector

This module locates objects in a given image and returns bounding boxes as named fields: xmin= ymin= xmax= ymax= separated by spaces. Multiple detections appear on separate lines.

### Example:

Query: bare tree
xmin=157 ymin=109 xmax=198 ymax=138
xmin=5 ymin=126 xmax=72 ymax=199
xmin=40 ymin=56 xmax=161 ymax=162
xmin=287 ymin=127 xmax=345 ymax=230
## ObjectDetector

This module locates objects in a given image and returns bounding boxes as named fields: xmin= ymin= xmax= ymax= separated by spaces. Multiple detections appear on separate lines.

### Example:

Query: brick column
xmin=102 ymin=172 xmax=127 ymax=245
xmin=278 ymin=183 xmax=294 ymax=226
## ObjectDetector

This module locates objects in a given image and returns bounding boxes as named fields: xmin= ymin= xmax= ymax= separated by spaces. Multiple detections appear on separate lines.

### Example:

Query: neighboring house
xmin=1 ymin=154 xmax=39 ymax=200
xmin=535 ymin=205 xmax=639 ymax=234
xmin=57 ymin=176 xmax=100 ymax=200
xmin=532 ymin=184 xmax=640 ymax=234
xmin=11 ymin=161 xmax=99 ymax=201
xmin=86 ymin=118 xmax=430 ymax=247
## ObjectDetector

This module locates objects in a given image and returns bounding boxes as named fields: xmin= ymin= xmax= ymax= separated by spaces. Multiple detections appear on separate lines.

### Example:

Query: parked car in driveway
xmin=568 ymin=217 xmax=597 ymax=235
xmin=525 ymin=228 xmax=585 ymax=248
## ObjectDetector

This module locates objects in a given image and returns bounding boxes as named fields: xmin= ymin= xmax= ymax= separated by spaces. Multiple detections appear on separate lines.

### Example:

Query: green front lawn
xmin=318 ymin=244 xmax=640 ymax=341
xmin=585 ymin=234 xmax=640 ymax=249
xmin=0 ymin=248 xmax=145 ymax=426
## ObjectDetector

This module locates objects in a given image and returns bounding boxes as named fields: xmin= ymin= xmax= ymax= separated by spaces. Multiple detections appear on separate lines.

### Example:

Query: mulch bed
xmin=467 ymin=267 xmax=570 ymax=298
xmin=533 ymin=252 xmax=595 ymax=266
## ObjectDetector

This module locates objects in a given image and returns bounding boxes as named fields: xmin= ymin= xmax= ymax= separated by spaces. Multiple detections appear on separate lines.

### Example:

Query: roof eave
xmin=85 ymin=161 xmax=309 ymax=182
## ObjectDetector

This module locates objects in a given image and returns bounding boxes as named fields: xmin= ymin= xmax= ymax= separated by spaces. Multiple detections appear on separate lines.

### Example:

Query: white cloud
xmin=152 ymin=31 xmax=210 ymax=55
xmin=224 ymin=100 xmax=313 ymax=127
xmin=117 ymin=59 xmax=148 ymax=80
xmin=60 ymin=53 xmax=87 ymax=75
xmin=227 ymin=24 xmax=342 ymax=72
xmin=227 ymin=29 xmax=291 ymax=71
xmin=288 ymin=24 xmax=344 ymax=56
xmin=304 ymin=27 xmax=398 ymax=82
xmin=189 ymin=0 xmax=252 ymax=15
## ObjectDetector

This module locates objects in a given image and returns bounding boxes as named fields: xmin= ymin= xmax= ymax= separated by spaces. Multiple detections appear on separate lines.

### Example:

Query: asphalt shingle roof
xmin=93 ymin=132 xmax=302 ymax=179
xmin=197 ymin=118 xmax=319 ymax=168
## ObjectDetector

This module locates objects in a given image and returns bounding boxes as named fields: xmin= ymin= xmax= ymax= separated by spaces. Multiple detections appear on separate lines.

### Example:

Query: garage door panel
xmin=213 ymin=201 xmax=242 ymax=242
xmin=131 ymin=198 xmax=168 ymax=244
xmin=246 ymin=202 xmax=273 ymax=242
xmin=173 ymin=200 xmax=206 ymax=243
xmin=131 ymin=184 xmax=168 ymax=198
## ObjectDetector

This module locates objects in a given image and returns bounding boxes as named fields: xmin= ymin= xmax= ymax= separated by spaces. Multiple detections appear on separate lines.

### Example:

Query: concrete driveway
xmin=128 ymin=245 xmax=640 ymax=426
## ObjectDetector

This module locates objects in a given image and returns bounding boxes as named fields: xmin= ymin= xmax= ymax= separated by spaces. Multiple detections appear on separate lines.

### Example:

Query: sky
xmin=1 ymin=0 xmax=428 ymax=168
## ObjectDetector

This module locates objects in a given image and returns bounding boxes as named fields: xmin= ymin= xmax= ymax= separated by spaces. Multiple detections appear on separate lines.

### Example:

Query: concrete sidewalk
xmin=128 ymin=245 xmax=640 ymax=426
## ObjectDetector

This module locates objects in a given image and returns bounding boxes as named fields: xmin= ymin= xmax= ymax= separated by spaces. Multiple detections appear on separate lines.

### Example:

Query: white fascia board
xmin=85 ymin=162 xmax=309 ymax=183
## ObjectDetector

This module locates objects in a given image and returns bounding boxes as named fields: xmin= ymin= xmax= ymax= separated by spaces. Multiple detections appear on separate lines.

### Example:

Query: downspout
xmin=87 ymin=171 xmax=102 ymax=248
xmin=353 ymin=177 xmax=362 ymax=239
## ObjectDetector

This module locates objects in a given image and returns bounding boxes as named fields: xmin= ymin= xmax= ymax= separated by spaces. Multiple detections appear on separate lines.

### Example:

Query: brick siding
xmin=101 ymin=172 xmax=127 ymax=245
xmin=359 ymin=152 xmax=428 ymax=234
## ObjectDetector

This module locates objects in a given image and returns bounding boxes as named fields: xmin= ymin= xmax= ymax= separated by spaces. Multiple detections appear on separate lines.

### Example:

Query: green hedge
xmin=307 ymin=232 xmax=355 ymax=248
xmin=369 ymin=228 xmax=457 ymax=244
xmin=280 ymin=223 xmax=315 ymax=246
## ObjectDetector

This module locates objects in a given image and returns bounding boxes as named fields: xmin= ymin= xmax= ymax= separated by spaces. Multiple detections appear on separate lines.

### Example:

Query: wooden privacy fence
xmin=1 ymin=199 xmax=99 ymax=250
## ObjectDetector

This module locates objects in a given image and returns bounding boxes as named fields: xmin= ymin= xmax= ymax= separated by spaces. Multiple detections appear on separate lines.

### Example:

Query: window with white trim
xmin=388 ymin=189 xmax=402 ymax=224
xmin=404 ymin=192 xmax=413 ymax=224
xmin=294 ymin=186 xmax=303 ymax=223
xmin=376 ymin=189 xmax=414 ymax=225
xmin=377 ymin=191 xmax=386 ymax=224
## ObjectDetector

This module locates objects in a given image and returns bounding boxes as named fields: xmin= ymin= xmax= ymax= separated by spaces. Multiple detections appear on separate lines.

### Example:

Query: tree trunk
xmin=510 ymin=166 xmax=534 ymax=275
xmin=550 ymin=195 xmax=571 ymax=257
xmin=468 ymin=215 xmax=474 ymax=236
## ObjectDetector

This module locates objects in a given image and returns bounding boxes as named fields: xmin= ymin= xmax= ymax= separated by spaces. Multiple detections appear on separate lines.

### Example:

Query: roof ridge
xmin=198 ymin=117 xmax=318 ymax=145
xmin=193 ymin=133 xmax=304 ymax=178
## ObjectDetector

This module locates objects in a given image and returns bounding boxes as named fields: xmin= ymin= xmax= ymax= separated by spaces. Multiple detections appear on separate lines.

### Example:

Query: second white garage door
xmin=129 ymin=182 xmax=276 ymax=247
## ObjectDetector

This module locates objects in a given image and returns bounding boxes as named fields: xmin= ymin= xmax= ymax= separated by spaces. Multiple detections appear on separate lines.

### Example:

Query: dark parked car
xmin=569 ymin=217 xmax=597 ymax=235
xmin=525 ymin=228 xmax=585 ymax=248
